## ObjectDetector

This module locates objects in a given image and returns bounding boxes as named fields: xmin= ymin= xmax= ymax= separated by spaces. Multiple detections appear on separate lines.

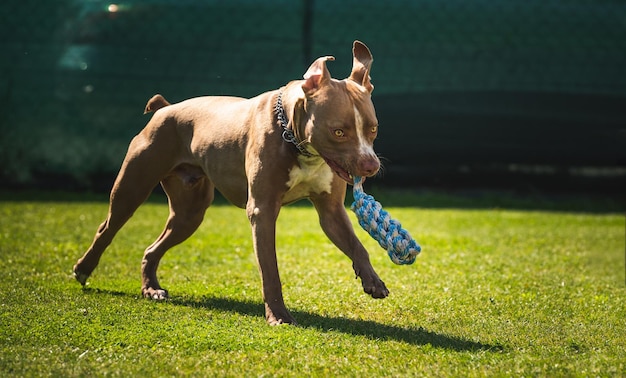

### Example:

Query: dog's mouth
xmin=322 ymin=156 xmax=354 ymax=185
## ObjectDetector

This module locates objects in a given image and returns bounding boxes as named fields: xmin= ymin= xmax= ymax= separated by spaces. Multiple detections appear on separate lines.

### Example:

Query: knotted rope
xmin=351 ymin=176 xmax=421 ymax=265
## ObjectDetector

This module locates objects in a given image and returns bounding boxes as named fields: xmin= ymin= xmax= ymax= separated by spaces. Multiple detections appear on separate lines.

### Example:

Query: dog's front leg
xmin=246 ymin=198 xmax=296 ymax=325
xmin=311 ymin=188 xmax=389 ymax=299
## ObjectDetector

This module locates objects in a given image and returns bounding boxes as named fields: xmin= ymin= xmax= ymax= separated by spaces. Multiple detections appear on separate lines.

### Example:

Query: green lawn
xmin=0 ymin=192 xmax=624 ymax=376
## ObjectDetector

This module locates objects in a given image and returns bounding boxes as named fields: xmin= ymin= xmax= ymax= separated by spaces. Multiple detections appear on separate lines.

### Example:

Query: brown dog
xmin=73 ymin=41 xmax=388 ymax=325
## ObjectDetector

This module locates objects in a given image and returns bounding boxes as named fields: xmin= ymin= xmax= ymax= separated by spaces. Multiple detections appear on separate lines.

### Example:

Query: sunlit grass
xmin=1 ymin=194 xmax=624 ymax=376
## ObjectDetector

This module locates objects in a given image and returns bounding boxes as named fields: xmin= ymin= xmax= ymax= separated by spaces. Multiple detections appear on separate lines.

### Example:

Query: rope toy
xmin=351 ymin=176 xmax=421 ymax=265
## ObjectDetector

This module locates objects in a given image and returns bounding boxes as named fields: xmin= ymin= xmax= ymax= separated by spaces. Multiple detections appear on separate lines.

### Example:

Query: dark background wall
xmin=1 ymin=0 xmax=625 ymax=194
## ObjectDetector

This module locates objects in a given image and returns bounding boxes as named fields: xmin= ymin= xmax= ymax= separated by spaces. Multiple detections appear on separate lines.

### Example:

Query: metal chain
xmin=275 ymin=90 xmax=315 ymax=157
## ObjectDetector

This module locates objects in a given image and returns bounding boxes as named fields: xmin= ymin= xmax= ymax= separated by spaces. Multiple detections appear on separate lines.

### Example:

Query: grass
xmin=0 ymin=191 xmax=624 ymax=377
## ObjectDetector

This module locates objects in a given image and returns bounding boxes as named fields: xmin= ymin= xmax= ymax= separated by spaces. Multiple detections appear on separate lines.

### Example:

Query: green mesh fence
xmin=1 ymin=0 xmax=625 ymax=191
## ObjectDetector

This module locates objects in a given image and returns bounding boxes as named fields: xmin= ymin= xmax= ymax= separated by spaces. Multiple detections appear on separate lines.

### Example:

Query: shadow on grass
xmin=173 ymin=294 xmax=503 ymax=353
xmin=83 ymin=287 xmax=503 ymax=352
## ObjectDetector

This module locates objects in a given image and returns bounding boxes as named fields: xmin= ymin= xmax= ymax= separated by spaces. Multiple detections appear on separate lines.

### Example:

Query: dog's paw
xmin=361 ymin=276 xmax=389 ymax=299
xmin=73 ymin=267 xmax=89 ymax=286
xmin=353 ymin=264 xmax=389 ymax=299
xmin=265 ymin=304 xmax=297 ymax=326
xmin=142 ymin=287 xmax=169 ymax=300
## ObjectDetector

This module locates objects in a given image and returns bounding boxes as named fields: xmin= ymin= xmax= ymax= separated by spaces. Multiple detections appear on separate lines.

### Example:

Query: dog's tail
xmin=143 ymin=94 xmax=171 ymax=114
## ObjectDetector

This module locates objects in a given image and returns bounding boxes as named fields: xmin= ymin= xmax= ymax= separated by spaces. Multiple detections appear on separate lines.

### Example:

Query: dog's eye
xmin=334 ymin=129 xmax=345 ymax=138
xmin=371 ymin=126 xmax=378 ymax=134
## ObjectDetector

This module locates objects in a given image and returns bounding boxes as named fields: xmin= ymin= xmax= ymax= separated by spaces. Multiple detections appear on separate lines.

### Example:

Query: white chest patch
xmin=283 ymin=156 xmax=334 ymax=204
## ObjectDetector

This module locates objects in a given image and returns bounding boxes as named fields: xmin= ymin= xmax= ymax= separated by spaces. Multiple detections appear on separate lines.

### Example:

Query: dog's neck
xmin=275 ymin=87 xmax=317 ymax=157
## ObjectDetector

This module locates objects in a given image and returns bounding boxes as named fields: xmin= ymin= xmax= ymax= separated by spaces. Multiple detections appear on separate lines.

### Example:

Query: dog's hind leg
xmin=73 ymin=136 xmax=174 ymax=286
xmin=141 ymin=165 xmax=213 ymax=300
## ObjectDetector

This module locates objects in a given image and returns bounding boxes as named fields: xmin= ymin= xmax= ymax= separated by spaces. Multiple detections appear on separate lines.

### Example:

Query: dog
xmin=73 ymin=40 xmax=388 ymax=325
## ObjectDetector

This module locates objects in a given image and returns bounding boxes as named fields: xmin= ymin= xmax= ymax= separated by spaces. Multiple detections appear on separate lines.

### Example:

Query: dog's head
xmin=292 ymin=41 xmax=380 ymax=184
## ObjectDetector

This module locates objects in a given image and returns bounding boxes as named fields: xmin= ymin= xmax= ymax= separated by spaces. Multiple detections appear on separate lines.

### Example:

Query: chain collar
xmin=275 ymin=90 xmax=315 ymax=157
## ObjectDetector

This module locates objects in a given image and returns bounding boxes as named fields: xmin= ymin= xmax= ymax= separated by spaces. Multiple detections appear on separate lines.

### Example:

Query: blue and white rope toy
xmin=351 ymin=176 xmax=421 ymax=265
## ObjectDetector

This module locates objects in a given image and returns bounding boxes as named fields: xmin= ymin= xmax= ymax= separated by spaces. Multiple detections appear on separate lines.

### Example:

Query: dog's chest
xmin=282 ymin=156 xmax=334 ymax=203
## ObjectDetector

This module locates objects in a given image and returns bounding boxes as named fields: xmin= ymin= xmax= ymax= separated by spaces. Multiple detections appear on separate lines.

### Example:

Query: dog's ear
xmin=302 ymin=56 xmax=335 ymax=95
xmin=349 ymin=40 xmax=374 ymax=93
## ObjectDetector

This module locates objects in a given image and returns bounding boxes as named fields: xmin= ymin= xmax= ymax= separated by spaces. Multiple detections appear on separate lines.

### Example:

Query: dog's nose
xmin=359 ymin=157 xmax=380 ymax=177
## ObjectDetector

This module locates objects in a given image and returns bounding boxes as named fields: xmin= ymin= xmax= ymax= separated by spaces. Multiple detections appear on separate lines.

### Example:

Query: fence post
xmin=302 ymin=0 xmax=314 ymax=67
